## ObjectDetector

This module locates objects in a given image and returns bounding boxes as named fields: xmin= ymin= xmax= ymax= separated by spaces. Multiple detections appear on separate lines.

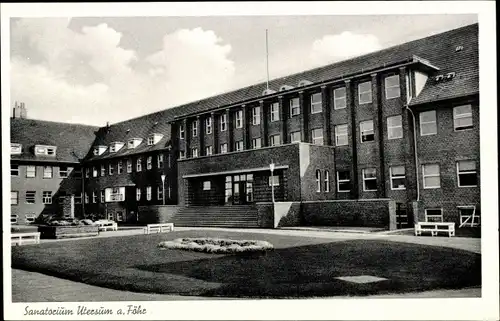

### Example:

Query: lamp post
xmin=270 ymin=161 xmax=275 ymax=204
xmin=161 ymin=174 xmax=166 ymax=205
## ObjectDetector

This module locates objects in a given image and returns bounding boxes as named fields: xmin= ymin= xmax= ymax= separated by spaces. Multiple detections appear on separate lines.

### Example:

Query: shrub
xmin=158 ymin=238 xmax=274 ymax=254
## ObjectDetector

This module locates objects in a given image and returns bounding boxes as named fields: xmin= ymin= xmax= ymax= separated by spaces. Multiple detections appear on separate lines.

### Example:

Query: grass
xmin=11 ymin=230 xmax=481 ymax=298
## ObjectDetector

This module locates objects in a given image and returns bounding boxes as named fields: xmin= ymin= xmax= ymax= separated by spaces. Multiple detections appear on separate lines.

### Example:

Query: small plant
xmin=158 ymin=237 xmax=274 ymax=254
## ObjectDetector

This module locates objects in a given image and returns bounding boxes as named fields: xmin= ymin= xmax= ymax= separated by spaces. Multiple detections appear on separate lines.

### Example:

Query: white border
xmin=2 ymin=2 xmax=498 ymax=321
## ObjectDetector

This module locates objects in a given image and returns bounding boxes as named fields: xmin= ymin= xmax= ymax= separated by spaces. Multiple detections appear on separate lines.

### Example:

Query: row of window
xmin=85 ymin=154 xmax=167 ymax=178
xmin=420 ymin=105 xmax=473 ymax=135
xmin=10 ymin=165 xmax=75 ymax=178
xmin=10 ymin=213 xmax=36 ymax=224
xmin=179 ymin=76 xmax=402 ymax=139
xmin=424 ymin=207 xmax=480 ymax=225
xmin=11 ymin=191 xmax=57 ymax=205
xmin=10 ymin=144 xmax=57 ymax=156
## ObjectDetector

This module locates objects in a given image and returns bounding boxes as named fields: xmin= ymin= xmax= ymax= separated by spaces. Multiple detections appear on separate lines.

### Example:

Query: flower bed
xmin=38 ymin=225 xmax=99 ymax=239
xmin=158 ymin=237 xmax=274 ymax=254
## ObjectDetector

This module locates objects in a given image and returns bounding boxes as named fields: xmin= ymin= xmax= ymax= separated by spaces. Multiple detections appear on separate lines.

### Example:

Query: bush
xmin=158 ymin=237 xmax=274 ymax=254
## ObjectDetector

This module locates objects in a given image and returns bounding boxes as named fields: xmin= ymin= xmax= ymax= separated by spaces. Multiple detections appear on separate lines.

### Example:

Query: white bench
xmin=144 ymin=223 xmax=174 ymax=234
xmin=98 ymin=223 xmax=118 ymax=231
xmin=11 ymin=232 xmax=41 ymax=246
xmin=415 ymin=222 xmax=455 ymax=237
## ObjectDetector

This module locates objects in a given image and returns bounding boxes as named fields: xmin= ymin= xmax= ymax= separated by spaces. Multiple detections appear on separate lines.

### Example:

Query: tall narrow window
xmin=390 ymin=166 xmax=406 ymax=190
xmin=422 ymin=164 xmax=440 ymax=189
xmin=101 ymin=190 xmax=105 ymax=203
xmin=252 ymin=138 xmax=262 ymax=149
xmin=335 ymin=124 xmax=348 ymax=146
xmin=310 ymin=93 xmax=322 ymax=114
xmin=157 ymin=186 xmax=163 ymax=201
xmin=93 ymin=167 xmax=98 ymax=177
xmin=179 ymin=123 xmax=185 ymax=139
xmin=220 ymin=143 xmax=228 ymax=154
xmin=117 ymin=161 xmax=123 ymax=174
xmin=11 ymin=191 xmax=19 ymax=205
xmin=205 ymin=146 xmax=213 ymax=156
xmin=205 ymin=117 xmax=212 ymax=134
xmin=108 ymin=163 xmax=114 ymax=175
xmin=192 ymin=119 xmax=198 ymax=137
xmin=220 ymin=114 xmax=227 ymax=131
xmin=147 ymin=156 xmax=152 ymax=169
xmin=453 ymin=105 xmax=473 ymax=130
xmin=290 ymin=131 xmax=301 ymax=143
xmin=191 ymin=148 xmax=198 ymax=158
xmin=290 ymin=98 xmax=300 ymax=116
xmin=146 ymin=186 xmax=152 ymax=201
xmin=457 ymin=160 xmax=477 ymax=187
xmin=362 ymin=168 xmax=377 ymax=191
xmin=333 ymin=87 xmax=346 ymax=109
xmin=179 ymin=150 xmax=186 ymax=159
xmin=358 ymin=81 xmax=372 ymax=104
xmin=26 ymin=165 xmax=36 ymax=178
xmin=136 ymin=157 xmax=142 ymax=172
xmin=136 ymin=188 xmax=141 ymax=201
xmin=92 ymin=191 xmax=97 ymax=203
xmin=360 ymin=120 xmax=375 ymax=142
xmin=270 ymin=134 xmax=281 ymax=147
xmin=43 ymin=166 xmax=53 ymax=178
xmin=387 ymin=115 xmax=403 ymax=139
xmin=420 ymin=110 xmax=437 ymax=136
xmin=252 ymin=106 xmax=261 ymax=125
xmin=127 ymin=159 xmax=132 ymax=173
xmin=324 ymin=170 xmax=330 ymax=192
xmin=311 ymin=128 xmax=324 ymax=145
xmin=316 ymin=170 xmax=321 ymax=192
xmin=270 ymin=103 xmax=280 ymax=122
xmin=337 ymin=171 xmax=351 ymax=192
xmin=235 ymin=110 xmax=243 ymax=128
xmin=235 ymin=141 xmax=244 ymax=152
xmin=385 ymin=75 xmax=401 ymax=99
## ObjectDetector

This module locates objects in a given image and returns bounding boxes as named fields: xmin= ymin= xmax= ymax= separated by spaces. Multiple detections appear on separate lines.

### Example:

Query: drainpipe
xmin=81 ymin=164 xmax=86 ymax=217
xmin=405 ymin=105 xmax=420 ymax=202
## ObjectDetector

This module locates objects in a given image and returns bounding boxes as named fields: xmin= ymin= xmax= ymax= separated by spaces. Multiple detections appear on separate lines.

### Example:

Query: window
xmin=324 ymin=170 xmax=330 ymax=192
xmin=109 ymin=187 xmax=124 ymax=202
xmin=42 ymin=191 xmax=52 ymax=204
xmin=101 ymin=165 xmax=106 ymax=176
xmin=109 ymin=163 xmax=114 ymax=175
xmin=220 ymin=114 xmax=227 ymax=131
xmin=252 ymin=138 xmax=262 ymax=149
xmin=422 ymin=164 xmax=440 ymax=189
xmin=26 ymin=165 xmax=36 ymax=178
xmin=203 ymin=181 xmax=211 ymax=191
xmin=116 ymin=212 xmax=124 ymax=222
xmin=11 ymin=191 xmax=18 ymax=205
xmin=334 ymin=87 xmax=346 ymax=110
xmin=74 ymin=193 xmax=82 ymax=204
xmin=25 ymin=214 xmax=36 ymax=224
xmin=205 ymin=146 xmax=213 ymax=156
xmin=235 ymin=141 xmax=244 ymax=152
xmin=127 ymin=159 xmax=132 ymax=173
xmin=390 ymin=166 xmax=406 ymax=190
xmin=179 ymin=150 xmax=186 ymax=159
xmin=269 ymin=175 xmax=280 ymax=186
xmin=101 ymin=190 xmax=105 ymax=203
xmin=34 ymin=145 xmax=57 ymax=156
xmin=290 ymin=98 xmax=300 ymax=116
xmin=191 ymin=148 xmax=198 ymax=158
xmin=235 ymin=110 xmax=243 ymax=128
xmin=116 ymin=161 xmax=122 ymax=174
xmin=43 ymin=166 xmax=53 ymax=178
xmin=85 ymin=167 xmax=90 ymax=178
xmin=26 ymin=191 xmax=36 ymax=204
xmin=60 ymin=166 xmax=69 ymax=178
xmin=92 ymin=191 xmax=97 ymax=203
xmin=358 ymin=81 xmax=372 ymax=104
xmin=385 ymin=75 xmax=401 ymax=99
xmin=311 ymin=128 xmax=324 ymax=145
xmin=316 ymin=170 xmax=321 ymax=192
xmin=362 ymin=168 xmax=377 ymax=191
xmin=157 ymin=187 xmax=163 ymax=200
xmin=136 ymin=188 xmax=141 ymax=201
xmin=192 ymin=119 xmax=198 ymax=137
xmin=11 ymin=214 xmax=18 ymax=224
xmin=220 ymin=143 xmax=228 ymax=154
xmin=146 ymin=186 xmax=152 ymax=201
xmin=205 ymin=117 xmax=212 ymax=134
xmin=459 ymin=206 xmax=479 ymax=226
xmin=335 ymin=124 xmax=348 ymax=146
xmin=11 ymin=143 xmax=22 ymax=154
xmin=310 ymin=93 xmax=322 ymax=114
xmin=425 ymin=208 xmax=443 ymax=223
xmin=85 ymin=192 xmax=89 ymax=204
xmin=290 ymin=131 xmax=301 ymax=143
xmin=252 ymin=106 xmax=261 ymax=125
xmin=147 ymin=136 xmax=155 ymax=146
xmin=147 ymin=156 xmax=152 ymax=169
xmin=270 ymin=102 xmax=280 ymax=122
xmin=387 ymin=115 xmax=403 ymax=139
xmin=270 ymin=134 xmax=281 ymax=147
xmin=93 ymin=167 xmax=98 ymax=177
xmin=420 ymin=110 xmax=437 ymax=136
xmin=137 ymin=157 xmax=142 ymax=171
xmin=453 ymin=105 xmax=473 ymax=130
xmin=11 ymin=164 xmax=19 ymax=176
xmin=179 ymin=123 xmax=185 ymax=139
xmin=360 ymin=120 xmax=374 ymax=142
xmin=457 ymin=160 xmax=477 ymax=187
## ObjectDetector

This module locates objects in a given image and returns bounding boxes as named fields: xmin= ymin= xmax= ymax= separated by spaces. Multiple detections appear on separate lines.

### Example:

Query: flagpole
xmin=266 ymin=29 xmax=270 ymax=90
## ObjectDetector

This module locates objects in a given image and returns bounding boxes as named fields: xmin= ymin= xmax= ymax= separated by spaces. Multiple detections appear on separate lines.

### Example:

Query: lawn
xmin=11 ymin=230 xmax=481 ymax=298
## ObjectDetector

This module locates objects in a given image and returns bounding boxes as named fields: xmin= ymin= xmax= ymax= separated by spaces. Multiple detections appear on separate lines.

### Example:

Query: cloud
xmin=10 ymin=19 xmax=235 ymax=125
xmin=309 ymin=31 xmax=382 ymax=66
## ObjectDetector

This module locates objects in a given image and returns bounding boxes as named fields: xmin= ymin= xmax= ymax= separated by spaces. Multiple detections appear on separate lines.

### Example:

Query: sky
xmin=8 ymin=13 xmax=478 ymax=126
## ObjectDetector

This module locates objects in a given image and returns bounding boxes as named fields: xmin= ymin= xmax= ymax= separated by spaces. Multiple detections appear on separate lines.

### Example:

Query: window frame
xmin=205 ymin=146 xmax=213 ymax=156
xmin=425 ymin=208 xmax=443 ymax=223
xmin=290 ymin=131 xmax=301 ymax=143
xmin=179 ymin=123 xmax=185 ymax=139
xmin=453 ymin=105 xmax=473 ymax=131
xmin=25 ymin=213 xmax=36 ymax=224
xmin=25 ymin=191 xmax=36 ymax=204
xmin=333 ymin=87 xmax=347 ymax=110
xmin=42 ymin=191 xmax=52 ymax=204
xmin=289 ymin=98 xmax=300 ymax=117
xmin=268 ymin=175 xmax=280 ymax=187
xmin=203 ymin=181 xmax=211 ymax=191
xmin=235 ymin=140 xmax=244 ymax=152
xmin=220 ymin=143 xmax=228 ymax=154
xmin=101 ymin=190 xmax=105 ymax=203
xmin=127 ymin=159 xmax=133 ymax=173
xmin=252 ymin=106 xmax=261 ymax=125
xmin=191 ymin=148 xmax=199 ymax=158
xmin=335 ymin=124 xmax=348 ymax=146
xmin=157 ymin=186 xmax=163 ymax=201
xmin=358 ymin=81 xmax=372 ymax=104
xmin=235 ymin=110 xmax=243 ymax=128
xmin=269 ymin=134 xmax=281 ymax=147
xmin=192 ymin=119 xmax=198 ymax=137
xmin=43 ymin=166 xmax=53 ymax=179
xmin=387 ymin=115 xmax=403 ymax=139
xmin=136 ymin=188 xmax=141 ymax=201
xmin=11 ymin=164 xmax=20 ymax=176
xmin=205 ymin=116 xmax=213 ymax=134
xmin=270 ymin=103 xmax=280 ymax=122
xmin=311 ymin=128 xmax=324 ymax=145
xmin=456 ymin=160 xmax=478 ymax=187
xmin=324 ymin=170 xmax=330 ymax=192
xmin=251 ymin=138 xmax=262 ymax=149
xmin=26 ymin=165 xmax=36 ymax=178
xmin=59 ymin=166 xmax=69 ymax=178
xmin=147 ymin=156 xmax=153 ymax=170
xmin=336 ymin=171 xmax=351 ymax=193
xmin=360 ymin=120 xmax=375 ymax=143
xmin=422 ymin=164 xmax=441 ymax=189
xmin=146 ymin=186 xmax=152 ymax=201
xmin=310 ymin=93 xmax=322 ymax=114
xmin=101 ymin=165 xmax=106 ymax=176
xmin=390 ymin=165 xmax=406 ymax=190
xmin=384 ymin=75 xmax=401 ymax=99
xmin=419 ymin=110 xmax=437 ymax=136
xmin=11 ymin=191 xmax=19 ymax=205
xmin=315 ymin=170 xmax=321 ymax=192
xmin=220 ymin=114 xmax=227 ymax=132
xmin=108 ymin=163 xmax=114 ymax=176
xmin=362 ymin=168 xmax=378 ymax=192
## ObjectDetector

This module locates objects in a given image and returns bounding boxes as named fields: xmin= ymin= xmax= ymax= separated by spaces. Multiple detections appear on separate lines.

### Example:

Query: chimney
xmin=12 ymin=101 xmax=28 ymax=119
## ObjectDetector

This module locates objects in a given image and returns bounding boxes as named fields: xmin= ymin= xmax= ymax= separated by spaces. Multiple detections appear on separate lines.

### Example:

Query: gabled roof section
xmin=10 ymin=118 xmax=99 ymax=163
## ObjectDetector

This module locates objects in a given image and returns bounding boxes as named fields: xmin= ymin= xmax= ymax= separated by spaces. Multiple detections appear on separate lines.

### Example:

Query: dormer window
xmin=34 ymin=145 xmax=57 ymax=157
xmin=147 ymin=133 xmax=164 ymax=146
xmin=11 ymin=143 xmax=22 ymax=155
xmin=127 ymin=138 xmax=143 ymax=149
xmin=109 ymin=142 xmax=124 ymax=153
xmin=93 ymin=145 xmax=107 ymax=156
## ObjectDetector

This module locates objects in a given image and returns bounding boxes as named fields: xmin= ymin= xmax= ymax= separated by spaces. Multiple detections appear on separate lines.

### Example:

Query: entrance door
xmin=232 ymin=181 xmax=247 ymax=204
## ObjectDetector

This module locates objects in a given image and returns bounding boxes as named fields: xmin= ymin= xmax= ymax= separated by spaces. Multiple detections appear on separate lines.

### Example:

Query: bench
xmin=98 ymin=223 xmax=118 ymax=231
xmin=144 ymin=223 xmax=174 ymax=234
xmin=415 ymin=222 xmax=455 ymax=237
xmin=11 ymin=232 xmax=41 ymax=246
